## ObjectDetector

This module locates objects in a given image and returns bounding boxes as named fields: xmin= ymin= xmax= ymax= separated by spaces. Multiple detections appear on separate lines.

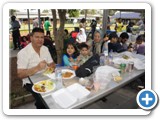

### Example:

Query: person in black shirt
xmin=90 ymin=19 xmax=97 ymax=39
xmin=108 ymin=32 xmax=126 ymax=53
xmin=10 ymin=15 xmax=21 ymax=50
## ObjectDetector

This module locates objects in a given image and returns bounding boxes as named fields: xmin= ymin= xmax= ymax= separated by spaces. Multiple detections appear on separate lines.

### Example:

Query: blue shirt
xmin=62 ymin=54 xmax=77 ymax=66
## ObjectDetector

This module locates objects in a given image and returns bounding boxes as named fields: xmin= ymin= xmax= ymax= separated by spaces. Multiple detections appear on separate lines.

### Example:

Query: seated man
xmin=119 ymin=32 xmax=129 ymax=51
xmin=17 ymin=27 xmax=55 ymax=109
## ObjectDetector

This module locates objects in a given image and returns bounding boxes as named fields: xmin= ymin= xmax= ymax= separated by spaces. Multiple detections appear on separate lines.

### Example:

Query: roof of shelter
xmin=111 ymin=12 xmax=142 ymax=19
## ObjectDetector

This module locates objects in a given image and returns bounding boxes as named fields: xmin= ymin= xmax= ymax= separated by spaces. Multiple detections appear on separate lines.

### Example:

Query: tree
xmin=109 ymin=10 xmax=117 ymax=16
xmin=42 ymin=9 xmax=49 ymax=13
xmin=90 ymin=9 xmax=96 ymax=15
xmin=51 ymin=9 xmax=67 ymax=64
xmin=68 ymin=9 xmax=80 ymax=17
xmin=80 ymin=10 xmax=85 ymax=14
xmin=9 ymin=9 xmax=16 ymax=16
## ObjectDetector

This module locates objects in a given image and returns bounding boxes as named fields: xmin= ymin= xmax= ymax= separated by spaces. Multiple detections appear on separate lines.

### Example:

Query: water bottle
xmin=103 ymin=49 xmax=108 ymax=57
xmin=55 ymin=67 xmax=63 ymax=88
xmin=100 ymin=54 xmax=105 ymax=66
xmin=108 ymin=50 xmax=113 ymax=65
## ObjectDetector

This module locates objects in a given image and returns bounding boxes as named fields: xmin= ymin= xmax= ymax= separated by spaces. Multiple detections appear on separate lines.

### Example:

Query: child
xmin=108 ymin=32 xmax=125 ymax=53
xmin=76 ymin=28 xmax=86 ymax=44
xmin=101 ymin=33 xmax=110 ymax=55
xmin=76 ymin=43 xmax=91 ymax=66
xmin=119 ymin=32 xmax=129 ymax=51
xmin=134 ymin=35 xmax=145 ymax=55
xmin=62 ymin=43 xmax=79 ymax=66
xmin=20 ymin=36 xmax=29 ymax=48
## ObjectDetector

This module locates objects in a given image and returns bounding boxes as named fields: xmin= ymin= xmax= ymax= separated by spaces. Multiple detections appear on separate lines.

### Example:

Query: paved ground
xmin=10 ymin=49 xmax=20 ymax=58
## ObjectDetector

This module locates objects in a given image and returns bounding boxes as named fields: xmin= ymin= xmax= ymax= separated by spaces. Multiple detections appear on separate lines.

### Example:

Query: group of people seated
xmin=17 ymin=27 xmax=145 ymax=109
xmin=62 ymin=30 xmax=145 ymax=67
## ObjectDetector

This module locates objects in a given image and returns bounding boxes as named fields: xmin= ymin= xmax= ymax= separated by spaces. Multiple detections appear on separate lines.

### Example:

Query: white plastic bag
xmin=94 ymin=66 xmax=120 ymax=89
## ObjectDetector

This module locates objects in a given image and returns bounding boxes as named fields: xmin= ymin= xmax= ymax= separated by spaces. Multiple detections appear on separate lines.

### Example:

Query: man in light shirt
xmin=17 ymin=27 xmax=55 ymax=109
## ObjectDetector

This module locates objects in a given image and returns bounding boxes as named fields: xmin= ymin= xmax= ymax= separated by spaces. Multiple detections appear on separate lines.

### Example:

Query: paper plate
xmin=32 ymin=79 xmax=56 ymax=94
xmin=61 ymin=69 xmax=76 ymax=79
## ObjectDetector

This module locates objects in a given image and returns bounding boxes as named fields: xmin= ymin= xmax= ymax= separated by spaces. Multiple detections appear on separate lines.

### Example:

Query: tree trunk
xmin=51 ymin=9 xmax=67 ymax=64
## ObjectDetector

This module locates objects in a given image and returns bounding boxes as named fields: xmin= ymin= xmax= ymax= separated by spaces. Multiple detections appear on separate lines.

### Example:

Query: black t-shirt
xmin=108 ymin=42 xmax=126 ymax=53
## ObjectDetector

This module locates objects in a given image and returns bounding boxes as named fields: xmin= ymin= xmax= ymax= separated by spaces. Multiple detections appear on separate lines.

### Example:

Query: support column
xmin=27 ymin=9 xmax=30 ymax=34
xmin=102 ymin=9 xmax=109 ymax=35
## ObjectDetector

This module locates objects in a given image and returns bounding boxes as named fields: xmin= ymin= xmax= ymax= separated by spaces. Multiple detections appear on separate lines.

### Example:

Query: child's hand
xmin=69 ymin=57 xmax=74 ymax=62
xmin=77 ymin=56 xmax=81 ymax=62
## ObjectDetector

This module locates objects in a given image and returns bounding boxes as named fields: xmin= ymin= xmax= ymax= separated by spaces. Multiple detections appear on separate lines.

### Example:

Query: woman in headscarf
xmin=76 ymin=28 xmax=87 ymax=44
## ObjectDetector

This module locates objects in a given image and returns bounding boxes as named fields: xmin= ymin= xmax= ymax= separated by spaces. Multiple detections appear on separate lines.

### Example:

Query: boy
xmin=76 ymin=43 xmax=91 ymax=65
xmin=108 ymin=32 xmax=126 ymax=53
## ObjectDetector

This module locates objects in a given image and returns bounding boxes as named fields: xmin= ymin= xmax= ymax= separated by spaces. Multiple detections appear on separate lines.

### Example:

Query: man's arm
xmin=17 ymin=66 xmax=39 ymax=79
xmin=17 ymin=60 xmax=47 ymax=79
xmin=47 ymin=62 xmax=55 ymax=68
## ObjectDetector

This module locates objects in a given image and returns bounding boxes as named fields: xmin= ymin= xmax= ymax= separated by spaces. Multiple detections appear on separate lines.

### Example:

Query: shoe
xmin=13 ymin=48 xmax=17 ymax=50
xmin=35 ymin=102 xmax=46 ymax=109
xmin=18 ymin=47 xmax=22 ymax=50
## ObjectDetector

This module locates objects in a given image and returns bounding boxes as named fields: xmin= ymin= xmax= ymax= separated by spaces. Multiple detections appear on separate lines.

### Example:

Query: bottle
xmin=103 ymin=49 xmax=108 ymax=57
xmin=108 ymin=50 xmax=113 ymax=65
xmin=55 ymin=67 xmax=63 ymax=88
xmin=100 ymin=54 xmax=105 ymax=66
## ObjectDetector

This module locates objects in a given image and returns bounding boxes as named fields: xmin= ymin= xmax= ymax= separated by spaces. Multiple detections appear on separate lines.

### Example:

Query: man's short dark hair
xmin=32 ymin=27 xmax=44 ymax=35
xmin=136 ymin=34 xmax=145 ymax=42
xmin=109 ymin=32 xmax=118 ymax=40
xmin=120 ymin=32 xmax=129 ymax=39
xmin=11 ymin=15 xmax=16 ymax=21
xmin=45 ymin=17 xmax=49 ymax=21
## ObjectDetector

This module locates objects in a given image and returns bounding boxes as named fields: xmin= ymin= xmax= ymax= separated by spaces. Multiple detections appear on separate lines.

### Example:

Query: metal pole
xmin=38 ymin=9 xmax=41 ymax=28
xmin=85 ymin=9 xmax=87 ymax=31
xmin=102 ymin=9 xmax=109 ymax=35
xmin=27 ymin=9 xmax=30 ymax=34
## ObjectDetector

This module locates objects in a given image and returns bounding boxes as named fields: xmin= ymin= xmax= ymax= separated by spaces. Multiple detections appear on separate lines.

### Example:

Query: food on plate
xmin=62 ymin=71 xmax=73 ymax=78
xmin=43 ymin=67 xmax=54 ymax=75
xmin=113 ymin=76 xmax=122 ymax=82
xmin=33 ymin=80 xmax=54 ymax=93
xmin=122 ymin=55 xmax=130 ymax=60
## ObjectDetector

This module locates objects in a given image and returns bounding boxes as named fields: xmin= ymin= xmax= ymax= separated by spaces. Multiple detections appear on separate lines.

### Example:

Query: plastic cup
xmin=72 ymin=65 xmax=79 ymax=70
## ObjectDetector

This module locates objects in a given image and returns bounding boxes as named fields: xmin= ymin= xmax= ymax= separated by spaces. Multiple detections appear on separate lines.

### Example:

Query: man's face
xmin=112 ymin=37 xmax=118 ymax=43
xmin=31 ymin=32 xmax=44 ymax=48
xmin=121 ymin=38 xmax=128 ymax=44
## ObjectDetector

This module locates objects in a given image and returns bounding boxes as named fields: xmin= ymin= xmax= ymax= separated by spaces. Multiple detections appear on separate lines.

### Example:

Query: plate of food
xmin=61 ymin=69 xmax=75 ymax=79
xmin=32 ymin=79 xmax=56 ymax=94
xmin=43 ymin=67 xmax=55 ymax=75
xmin=122 ymin=55 xmax=130 ymax=60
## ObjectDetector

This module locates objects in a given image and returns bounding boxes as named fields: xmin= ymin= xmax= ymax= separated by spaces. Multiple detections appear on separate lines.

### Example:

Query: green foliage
xmin=68 ymin=9 xmax=80 ymax=17
xmin=42 ymin=9 xmax=49 ymax=13
xmin=80 ymin=10 xmax=85 ymax=14
xmin=9 ymin=9 xmax=16 ymax=16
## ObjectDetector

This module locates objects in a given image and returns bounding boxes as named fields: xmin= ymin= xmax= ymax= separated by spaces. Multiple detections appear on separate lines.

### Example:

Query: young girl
xmin=62 ymin=43 xmax=79 ymax=66
xmin=101 ymin=33 xmax=110 ymax=55
xmin=76 ymin=43 xmax=91 ymax=66
xmin=20 ymin=36 xmax=29 ymax=48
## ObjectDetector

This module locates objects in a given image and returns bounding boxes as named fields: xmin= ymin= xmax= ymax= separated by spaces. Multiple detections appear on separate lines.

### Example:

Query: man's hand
xmin=37 ymin=60 xmax=47 ymax=71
